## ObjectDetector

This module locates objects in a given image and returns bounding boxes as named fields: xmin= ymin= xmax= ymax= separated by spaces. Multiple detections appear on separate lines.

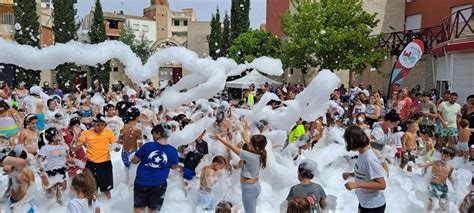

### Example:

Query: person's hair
xmin=450 ymin=92 xmax=458 ymax=97
xmin=298 ymin=164 xmax=314 ymax=179
xmin=441 ymin=147 xmax=456 ymax=158
xmin=71 ymin=169 xmax=98 ymax=207
xmin=24 ymin=114 xmax=38 ymax=128
xmin=250 ymin=135 xmax=267 ymax=169
xmin=467 ymin=94 xmax=474 ymax=101
xmin=69 ymin=117 xmax=81 ymax=128
xmin=127 ymin=107 xmax=140 ymax=121
xmin=370 ymin=94 xmax=382 ymax=106
xmin=212 ymin=155 xmax=227 ymax=166
xmin=384 ymin=109 xmax=400 ymax=123
xmin=343 ymin=125 xmax=370 ymax=152
xmin=46 ymin=98 xmax=56 ymax=108
xmin=151 ymin=123 xmax=170 ymax=139
xmin=461 ymin=119 xmax=469 ymax=128
xmin=286 ymin=197 xmax=311 ymax=213
xmin=215 ymin=201 xmax=233 ymax=213
xmin=103 ymin=104 xmax=114 ymax=114
xmin=443 ymin=90 xmax=451 ymax=95
xmin=406 ymin=119 xmax=417 ymax=128
xmin=0 ymin=100 xmax=10 ymax=111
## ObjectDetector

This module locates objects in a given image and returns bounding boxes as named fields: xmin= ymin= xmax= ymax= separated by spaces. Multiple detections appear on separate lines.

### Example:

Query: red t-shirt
xmin=399 ymin=96 xmax=413 ymax=121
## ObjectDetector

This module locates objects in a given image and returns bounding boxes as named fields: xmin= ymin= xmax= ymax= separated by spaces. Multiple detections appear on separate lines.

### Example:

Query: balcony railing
xmin=377 ymin=7 xmax=473 ymax=55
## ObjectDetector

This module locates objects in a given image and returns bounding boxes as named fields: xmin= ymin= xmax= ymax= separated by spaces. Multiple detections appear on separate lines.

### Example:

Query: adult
xmin=360 ymin=83 xmax=370 ymax=97
xmin=438 ymin=93 xmax=462 ymax=149
xmin=461 ymin=94 xmax=474 ymax=160
xmin=42 ymin=81 xmax=55 ymax=96
xmin=348 ymin=81 xmax=362 ymax=102
xmin=116 ymin=95 xmax=133 ymax=123
xmin=14 ymin=82 xmax=29 ymax=110
xmin=131 ymin=124 xmax=178 ymax=213
xmin=212 ymin=134 xmax=267 ymax=213
xmin=365 ymin=94 xmax=382 ymax=128
xmin=77 ymin=114 xmax=119 ymax=200
xmin=386 ymin=91 xmax=399 ymax=115
xmin=398 ymin=88 xmax=412 ymax=122
xmin=437 ymin=90 xmax=451 ymax=106
xmin=52 ymin=83 xmax=63 ymax=98
xmin=343 ymin=126 xmax=386 ymax=213
xmin=419 ymin=93 xmax=437 ymax=134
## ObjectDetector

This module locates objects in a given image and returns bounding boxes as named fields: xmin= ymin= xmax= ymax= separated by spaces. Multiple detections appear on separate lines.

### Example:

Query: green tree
xmin=13 ymin=0 xmax=41 ymax=86
xmin=281 ymin=0 xmax=384 ymax=78
xmin=53 ymin=0 xmax=78 ymax=93
xmin=88 ymin=0 xmax=110 ymax=91
xmin=119 ymin=26 xmax=151 ymax=63
xmin=208 ymin=8 xmax=221 ymax=59
xmin=228 ymin=30 xmax=281 ymax=64
xmin=230 ymin=0 xmax=250 ymax=42
xmin=220 ymin=11 xmax=231 ymax=57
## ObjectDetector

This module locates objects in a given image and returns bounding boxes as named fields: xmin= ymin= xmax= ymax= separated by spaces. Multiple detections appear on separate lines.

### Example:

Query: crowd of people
xmin=0 ymin=78 xmax=473 ymax=213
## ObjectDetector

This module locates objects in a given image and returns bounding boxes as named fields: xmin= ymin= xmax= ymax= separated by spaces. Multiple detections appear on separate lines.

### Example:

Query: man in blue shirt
xmin=131 ymin=124 xmax=178 ymax=212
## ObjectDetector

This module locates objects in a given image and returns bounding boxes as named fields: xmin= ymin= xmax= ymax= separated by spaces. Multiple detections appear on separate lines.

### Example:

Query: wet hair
xmin=212 ymin=155 xmax=227 ymax=166
xmin=460 ymin=119 xmax=469 ymax=128
xmin=441 ymin=147 xmax=456 ymax=158
xmin=0 ymin=100 xmax=10 ymax=111
xmin=286 ymin=197 xmax=311 ymax=213
xmin=298 ymin=163 xmax=314 ymax=179
xmin=406 ymin=119 xmax=417 ymax=128
xmin=250 ymin=135 xmax=267 ymax=169
xmin=71 ymin=169 xmax=98 ymax=207
xmin=384 ymin=109 xmax=400 ymax=123
xmin=46 ymin=98 xmax=56 ymax=108
xmin=173 ymin=114 xmax=187 ymax=122
xmin=23 ymin=114 xmax=38 ymax=128
xmin=343 ymin=125 xmax=370 ymax=152
xmin=92 ymin=114 xmax=106 ymax=124
xmin=38 ymin=127 xmax=60 ymax=149
xmin=151 ymin=123 xmax=170 ymax=139
xmin=69 ymin=117 xmax=81 ymax=127
xmin=127 ymin=107 xmax=141 ymax=121
xmin=103 ymin=104 xmax=114 ymax=114
xmin=215 ymin=200 xmax=233 ymax=213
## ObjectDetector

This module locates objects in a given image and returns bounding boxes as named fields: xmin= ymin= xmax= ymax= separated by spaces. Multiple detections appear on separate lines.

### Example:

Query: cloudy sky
xmin=76 ymin=0 xmax=267 ymax=28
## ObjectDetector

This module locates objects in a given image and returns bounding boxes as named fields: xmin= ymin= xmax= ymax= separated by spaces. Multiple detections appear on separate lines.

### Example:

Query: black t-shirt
xmin=183 ymin=140 xmax=209 ymax=171
xmin=116 ymin=101 xmax=133 ymax=122
xmin=462 ymin=111 xmax=474 ymax=145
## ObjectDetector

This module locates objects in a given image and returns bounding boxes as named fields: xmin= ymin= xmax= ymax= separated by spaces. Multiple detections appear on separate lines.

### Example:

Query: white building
xmin=125 ymin=15 xmax=156 ymax=44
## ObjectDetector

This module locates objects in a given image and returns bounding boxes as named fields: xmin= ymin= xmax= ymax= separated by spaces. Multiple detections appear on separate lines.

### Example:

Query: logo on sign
xmin=399 ymin=43 xmax=422 ymax=69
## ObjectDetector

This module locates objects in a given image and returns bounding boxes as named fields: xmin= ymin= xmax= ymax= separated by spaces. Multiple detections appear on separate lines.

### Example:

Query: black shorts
xmin=86 ymin=161 xmax=113 ymax=192
xmin=46 ymin=167 xmax=67 ymax=179
xmin=359 ymin=203 xmax=386 ymax=213
xmin=134 ymin=183 xmax=167 ymax=211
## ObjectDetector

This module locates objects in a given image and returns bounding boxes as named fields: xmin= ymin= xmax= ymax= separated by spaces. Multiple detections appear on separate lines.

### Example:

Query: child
xmin=215 ymin=201 xmax=236 ymax=213
xmin=67 ymin=169 xmax=100 ymax=213
xmin=131 ymin=124 xmax=179 ymax=213
xmin=458 ymin=119 xmax=471 ymax=163
xmin=38 ymin=127 xmax=69 ymax=204
xmin=286 ymin=197 xmax=311 ymax=213
xmin=3 ymin=162 xmax=36 ymax=212
xmin=283 ymin=160 xmax=327 ymax=213
xmin=119 ymin=107 xmax=142 ymax=185
xmin=420 ymin=129 xmax=435 ymax=163
xmin=18 ymin=114 xmax=40 ymax=156
xmin=179 ymin=130 xmax=209 ymax=181
xmin=197 ymin=155 xmax=227 ymax=211
xmin=401 ymin=120 xmax=418 ymax=172
xmin=421 ymin=147 xmax=455 ymax=211
xmin=104 ymin=104 xmax=124 ymax=139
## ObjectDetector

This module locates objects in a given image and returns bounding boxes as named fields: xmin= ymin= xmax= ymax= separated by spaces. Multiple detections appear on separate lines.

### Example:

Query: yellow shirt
xmin=79 ymin=128 xmax=117 ymax=163
xmin=288 ymin=124 xmax=305 ymax=143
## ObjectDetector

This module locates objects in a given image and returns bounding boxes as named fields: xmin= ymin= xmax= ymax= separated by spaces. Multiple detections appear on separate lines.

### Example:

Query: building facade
xmin=0 ymin=0 xmax=14 ymax=40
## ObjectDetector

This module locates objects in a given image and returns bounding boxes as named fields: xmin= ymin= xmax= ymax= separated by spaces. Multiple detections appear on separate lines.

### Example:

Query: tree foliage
xmin=208 ymin=8 xmax=221 ymax=60
xmin=230 ymin=0 xmax=250 ymax=42
xmin=228 ymin=30 xmax=281 ymax=64
xmin=281 ymin=0 xmax=384 ymax=74
xmin=88 ymin=0 xmax=110 ymax=91
xmin=53 ymin=0 xmax=78 ymax=93
xmin=13 ymin=0 xmax=40 ymax=86
xmin=119 ymin=26 xmax=151 ymax=63
xmin=220 ymin=12 xmax=231 ymax=57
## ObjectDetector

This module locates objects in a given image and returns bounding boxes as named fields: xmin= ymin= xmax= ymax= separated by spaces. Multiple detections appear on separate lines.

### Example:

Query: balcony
xmin=377 ymin=7 xmax=474 ymax=56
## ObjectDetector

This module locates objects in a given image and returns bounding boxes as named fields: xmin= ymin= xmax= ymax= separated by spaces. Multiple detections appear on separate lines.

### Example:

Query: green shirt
xmin=438 ymin=101 xmax=461 ymax=128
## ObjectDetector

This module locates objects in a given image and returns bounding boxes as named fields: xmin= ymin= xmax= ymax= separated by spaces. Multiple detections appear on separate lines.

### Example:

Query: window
xmin=174 ymin=20 xmax=180 ymax=26
xmin=183 ymin=20 xmax=188 ymax=26
xmin=109 ymin=20 xmax=119 ymax=29
xmin=113 ymin=67 xmax=119 ymax=72
xmin=405 ymin=14 xmax=422 ymax=31
xmin=143 ymin=25 xmax=149 ymax=32
xmin=2 ymin=13 xmax=14 ymax=25
xmin=133 ymin=24 xmax=139 ymax=31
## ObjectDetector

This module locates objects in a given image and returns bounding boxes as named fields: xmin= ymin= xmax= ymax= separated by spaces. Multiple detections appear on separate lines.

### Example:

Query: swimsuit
xmin=0 ymin=116 xmax=19 ymax=139
xmin=456 ymin=142 xmax=469 ymax=152
xmin=429 ymin=182 xmax=448 ymax=199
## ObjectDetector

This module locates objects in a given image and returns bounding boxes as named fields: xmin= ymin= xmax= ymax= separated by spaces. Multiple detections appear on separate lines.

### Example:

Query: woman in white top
xmin=67 ymin=169 xmax=100 ymax=213
xmin=212 ymin=134 xmax=267 ymax=213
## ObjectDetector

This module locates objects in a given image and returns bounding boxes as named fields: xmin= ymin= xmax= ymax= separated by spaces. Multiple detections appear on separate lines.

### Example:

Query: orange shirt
xmin=79 ymin=128 xmax=117 ymax=163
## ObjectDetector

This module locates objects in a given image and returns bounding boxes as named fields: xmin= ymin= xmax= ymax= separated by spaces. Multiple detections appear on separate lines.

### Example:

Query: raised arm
xmin=211 ymin=134 xmax=241 ymax=156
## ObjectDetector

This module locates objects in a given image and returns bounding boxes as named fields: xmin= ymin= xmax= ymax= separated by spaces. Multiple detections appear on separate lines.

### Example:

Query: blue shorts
xmin=0 ymin=126 xmax=19 ymax=139
xmin=182 ymin=167 xmax=195 ymax=180
xmin=456 ymin=142 xmax=469 ymax=152
xmin=197 ymin=189 xmax=215 ymax=211
xmin=122 ymin=151 xmax=132 ymax=168
xmin=440 ymin=127 xmax=457 ymax=137
xmin=429 ymin=182 xmax=448 ymax=199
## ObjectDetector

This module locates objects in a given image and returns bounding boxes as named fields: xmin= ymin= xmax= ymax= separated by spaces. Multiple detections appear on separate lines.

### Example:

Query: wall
xmin=128 ymin=18 xmax=157 ymax=43
xmin=363 ymin=0 xmax=405 ymax=34
xmin=187 ymin=21 xmax=210 ymax=57
xmin=266 ymin=0 xmax=289 ymax=38
xmin=0 ymin=2 xmax=14 ymax=40
xmin=406 ymin=0 xmax=474 ymax=28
